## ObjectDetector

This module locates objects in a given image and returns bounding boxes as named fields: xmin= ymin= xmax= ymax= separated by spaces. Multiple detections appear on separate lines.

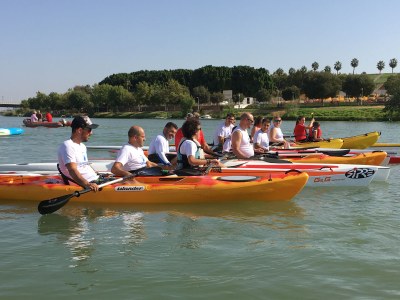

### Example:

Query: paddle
xmin=37 ymin=167 xmax=163 ymax=215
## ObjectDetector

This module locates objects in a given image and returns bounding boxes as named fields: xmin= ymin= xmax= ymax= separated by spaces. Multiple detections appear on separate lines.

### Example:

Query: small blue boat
xmin=0 ymin=127 xmax=24 ymax=136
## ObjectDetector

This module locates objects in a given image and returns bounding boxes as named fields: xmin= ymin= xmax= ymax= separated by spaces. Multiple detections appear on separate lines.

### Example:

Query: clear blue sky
xmin=1 ymin=0 xmax=400 ymax=103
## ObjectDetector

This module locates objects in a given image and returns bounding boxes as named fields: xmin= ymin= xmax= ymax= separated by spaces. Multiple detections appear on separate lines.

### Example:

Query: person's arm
xmin=269 ymin=128 xmax=281 ymax=143
xmin=111 ymin=162 xmax=131 ymax=177
xmin=231 ymin=130 xmax=248 ymax=159
xmin=154 ymin=137 xmax=172 ymax=165
xmin=66 ymin=162 xmax=99 ymax=191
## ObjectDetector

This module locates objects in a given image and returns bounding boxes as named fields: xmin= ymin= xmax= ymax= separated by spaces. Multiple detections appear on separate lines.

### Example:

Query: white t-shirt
xmin=253 ymin=129 xmax=270 ymax=150
xmin=148 ymin=134 xmax=171 ymax=164
xmin=270 ymin=127 xmax=284 ymax=141
xmin=232 ymin=127 xmax=254 ymax=158
xmin=213 ymin=122 xmax=234 ymax=145
xmin=58 ymin=139 xmax=99 ymax=182
xmin=115 ymin=143 xmax=148 ymax=171
xmin=177 ymin=139 xmax=201 ymax=169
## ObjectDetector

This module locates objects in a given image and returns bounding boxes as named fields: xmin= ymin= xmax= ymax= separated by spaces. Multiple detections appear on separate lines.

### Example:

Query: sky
xmin=1 ymin=0 xmax=400 ymax=103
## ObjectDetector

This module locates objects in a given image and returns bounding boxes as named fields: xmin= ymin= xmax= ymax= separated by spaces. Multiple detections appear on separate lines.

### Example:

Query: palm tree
xmin=334 ymin=61 xmax=342 ymax=74
xmin=351 ymin=58 xmax=359 ymax=74
xmin=377 ymin=61 xmax=385 ymax=74
xmin=300 ymin=66 xmax=308 ymax=73
xmin=311 ymin=62 xmax=319 ymax=71
xmin=389 ymin=58 xmax=398 ymax=73
xmin=324 ymin=66 xmax=331 ymax=73
xmin=288 ymin=67 xmax=295 ymax=75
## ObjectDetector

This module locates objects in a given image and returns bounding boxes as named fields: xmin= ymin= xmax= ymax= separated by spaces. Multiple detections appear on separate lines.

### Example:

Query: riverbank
xmin=1 ymin=105 xmax=396 ymax=121
xmin=91 ymin=105 xmax=392 ymax=121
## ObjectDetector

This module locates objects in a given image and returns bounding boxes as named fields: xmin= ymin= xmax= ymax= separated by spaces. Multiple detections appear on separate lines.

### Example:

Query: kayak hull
xmin=341 ymin=131 xmax=380 ymax=149
xmin=0 ymin=128 xmax=24 ymax=136
xmin=292 ymin=139 xmax=344 ymax=149
xmin=286 ymin=151 xmax=387 ymax=166
xmin=0 ymin=173 xmax=309 ymax=204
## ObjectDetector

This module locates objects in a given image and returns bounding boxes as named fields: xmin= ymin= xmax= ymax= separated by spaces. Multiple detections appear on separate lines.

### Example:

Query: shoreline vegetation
xmin=0 ymin=104 xmax=394 ymax=122
xmin=92 ymin=106 xmax=390 ymax=121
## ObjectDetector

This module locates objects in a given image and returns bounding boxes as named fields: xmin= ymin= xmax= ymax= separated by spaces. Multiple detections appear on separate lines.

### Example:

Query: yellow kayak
xmin=286 ymin=151 xmax=387 ymax=165
xmin=0 ymin=173 xmax=309 ymax=205
xmin=292 ymin=138 xmax=344 ymax=149
xmin=370 ymin=143 xmax=400 ymax=148
xmin=340 ymin=131 xmax=380 ymax=149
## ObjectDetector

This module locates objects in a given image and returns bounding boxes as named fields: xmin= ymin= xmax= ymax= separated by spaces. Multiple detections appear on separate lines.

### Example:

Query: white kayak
xmin=0 ymin=159 xmax=390 ymax=187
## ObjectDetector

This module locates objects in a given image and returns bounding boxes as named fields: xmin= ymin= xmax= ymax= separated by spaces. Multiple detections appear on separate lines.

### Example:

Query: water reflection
xmin=38 ymin=213 xmax=94 ymax=268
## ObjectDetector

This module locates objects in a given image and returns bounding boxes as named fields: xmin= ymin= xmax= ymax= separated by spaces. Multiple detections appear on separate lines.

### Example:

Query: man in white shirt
xmin=148 ymin=122 xmax=178 ymax=166
xmin=212 ymin=113 xmax=235 ymax=151
xmin=231 ymin=112 xmax=255 ymax=159
xmin=58 ymin=115 xmax=100 ymax=191
xmin=111 ymin=126 xmax=158 ymax=177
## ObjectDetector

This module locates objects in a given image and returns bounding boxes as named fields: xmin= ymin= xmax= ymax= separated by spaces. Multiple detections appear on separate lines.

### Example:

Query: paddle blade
xmin=38 ymin=193 xmax=75 ymax=215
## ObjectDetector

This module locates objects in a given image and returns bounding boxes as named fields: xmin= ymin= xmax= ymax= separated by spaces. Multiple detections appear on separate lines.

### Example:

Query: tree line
xmin=20 ymin=62 xmax=400 ymax=117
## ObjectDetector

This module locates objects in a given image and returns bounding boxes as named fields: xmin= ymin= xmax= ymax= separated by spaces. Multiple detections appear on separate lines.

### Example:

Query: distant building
xmin=234 ymin=97 xmax=254 ymax=109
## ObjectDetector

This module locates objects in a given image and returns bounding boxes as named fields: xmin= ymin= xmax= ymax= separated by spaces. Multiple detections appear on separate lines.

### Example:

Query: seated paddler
xmin=111 ymin=125 xmax=160 ymax=178
xmin=176 ymin=118 xmax=223 ymax=174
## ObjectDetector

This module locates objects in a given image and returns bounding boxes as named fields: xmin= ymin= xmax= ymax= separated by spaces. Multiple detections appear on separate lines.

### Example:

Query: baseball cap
xmin=71 ymin=115 xmax=99 ymax=130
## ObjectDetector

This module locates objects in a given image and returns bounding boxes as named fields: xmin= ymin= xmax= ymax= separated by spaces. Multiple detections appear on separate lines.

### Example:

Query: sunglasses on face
xmin=247 ymin=118 xmax=254 ymax=123
xmin=83 ymin=127 xmax=92 ymax=133
xmin=274 ymin=119 xmax=282 ymax=122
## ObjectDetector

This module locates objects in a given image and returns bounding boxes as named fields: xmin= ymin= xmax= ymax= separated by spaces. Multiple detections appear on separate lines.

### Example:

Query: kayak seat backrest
xmin=57 ymin=163 xmax=79 ymax=185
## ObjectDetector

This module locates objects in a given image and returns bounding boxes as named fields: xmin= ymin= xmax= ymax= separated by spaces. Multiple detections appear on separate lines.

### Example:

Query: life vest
xmin=309 ymin=127 xmax=322 ymax=140
xmin=177 ymin=138 xmax=202 ymax=169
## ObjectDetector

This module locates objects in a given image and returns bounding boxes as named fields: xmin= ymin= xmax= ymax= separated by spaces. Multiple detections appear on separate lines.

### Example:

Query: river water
xmin=1 ymin=115 xmax=399 ymax=299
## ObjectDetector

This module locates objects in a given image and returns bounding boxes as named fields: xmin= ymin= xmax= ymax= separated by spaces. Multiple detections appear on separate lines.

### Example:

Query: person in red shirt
xmin=293 ymin=116 xmax=314 ymax=142
xmin=45 ymin=112 xmax=53 ymax=122
xmin=175 ymin=112 xmax=215 ymax=156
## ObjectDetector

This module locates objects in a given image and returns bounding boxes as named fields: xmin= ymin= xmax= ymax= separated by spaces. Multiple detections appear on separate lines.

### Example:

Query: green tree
xmin=255 ymin=88 xmax=272 ymax=103
xmin=288 ymin=68 xmax=296 ymax=75
xmin=342 ymin=74 xmax=375 ymax=98
xmin=303 ymin=72 xmax=342 ymax=99
xmin=282 ymin=86 xmax=300 ymax=101
xmin=383 ymin=89 xmax=400 ymax=119
xmin=192 ymin=86 xmax=210 ymax=104
xmin=377 ymin=61 xmax=385 ymax=74
xmin=384 ymin=74 xmax=400 ymax=94
xmin=210 ymin=92 xmax=225 ymax=104
xmin=66 ymin=90 xmax=92 ymax=113
xmin=311 ymin=62 xmax=319 ymax=71
xmin=133 ymin=82 xmax=153 ymax=111
xmin=334 ymin=61 xmax=342 ymax=74
xmin=324 ymin=66 xmax=331 ymax=73
xmin=351 ymin=58 xmax=359 ymax=74
xmin=389 ymin=58 xmax=398 ymax=73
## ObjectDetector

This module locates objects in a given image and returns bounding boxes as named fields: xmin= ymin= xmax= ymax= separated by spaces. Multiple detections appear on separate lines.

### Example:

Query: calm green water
xmin=1 ymin=115 xmax=400 ymax=299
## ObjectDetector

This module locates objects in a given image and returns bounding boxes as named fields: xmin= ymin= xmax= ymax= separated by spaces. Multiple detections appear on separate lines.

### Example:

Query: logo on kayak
xmin=345 ymin=168 xmax=375 ymax=179
xmin=115 ymin=186 xmax=145 ymax=192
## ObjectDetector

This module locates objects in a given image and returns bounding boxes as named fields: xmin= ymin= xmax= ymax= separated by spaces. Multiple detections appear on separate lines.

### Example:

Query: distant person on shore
xmin=253 ymin=118 xmax=270 ymax=153
xmin=308 ymin=121 xmax=323 ymax=141
xmin=58 ymin=115 xmax=102 ymax=191
xmin=30 ymin=110 xmax=38 ymax=122
xmin=269 ymin=117 xmax=290 ymax=149
xmin=293 ymin=115 xmax=314 ymax=142
xmin=212 ymin=113 xmax=235 ymax=152
xmin=148 ymin=122 xmax=178 ymax=166
xmin=45 ymin=111 xmax=53 ymax=122
xmin=231 ymin=112 xmax=255 ymax=159
xmin=111 ymin=126 xmax=159 ymax=177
